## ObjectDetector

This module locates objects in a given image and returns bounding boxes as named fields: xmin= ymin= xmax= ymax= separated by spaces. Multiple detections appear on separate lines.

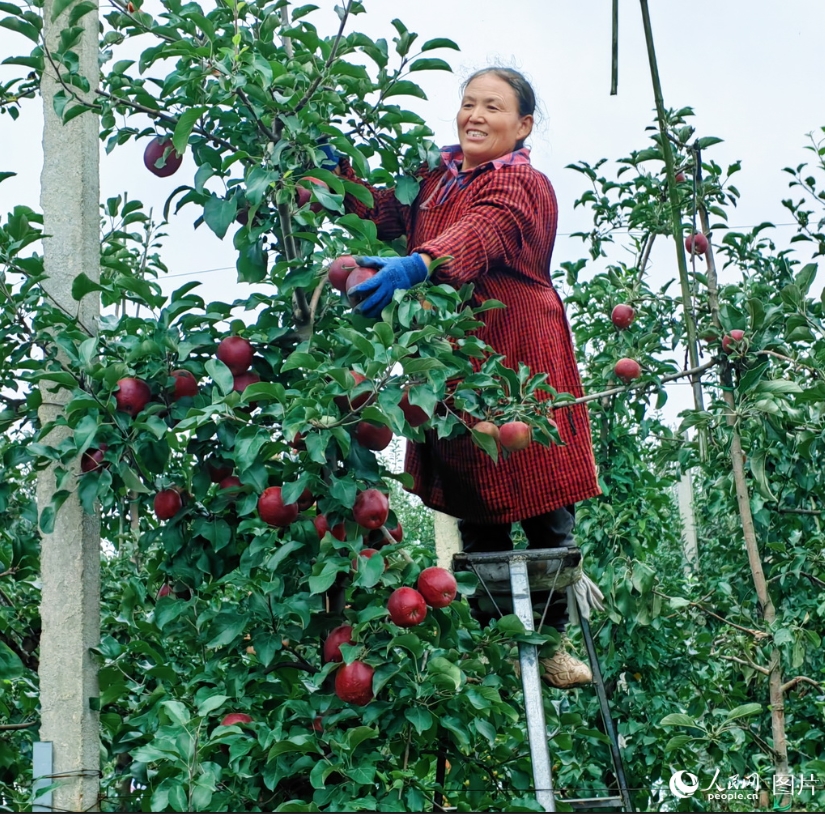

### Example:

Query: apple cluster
xmin=324 ymin=566 xmax=458 ymax=707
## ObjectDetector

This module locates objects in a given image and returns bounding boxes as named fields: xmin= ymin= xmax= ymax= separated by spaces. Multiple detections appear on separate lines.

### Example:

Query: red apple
xmin=154 ymin=489 xmax=182 ymax=521
xmin=351 ymin=548 xmax=387 ymax=572
xmin=353 ymin=489 xmax=389 ymax=530
xmin=399 ymin=389 xmax=429 ymax=427
xmin=217 ymin=336 xmax=254 ymax=375
xmin=333 ymin=371 xmax=372 ymax=412
xmin=355 ymin=421 xmax=393 ymax=451
xmin=81 ymin=444 xmax=108 ymax=473
xmin=289 ymin=431 xmax=306 ymax=451
xmin=323 ymin=625 xmax=354 ymax=663
xmin=143 ymin=137 xmax=182 ymax=178
xmin=206 ymin=457 xmax=233 ymax=483
xmin=335 ymin=661 xmax=374 ymax=706
xmin=685 ymin=232 xmax=709 ymax=256
xmin=614 ymin=358 xmax=642 ymax=383
xmin=258 ymin=486 xmax=299 ymax=527
xmin=233 ymin=371 xmax=261 ymax=395
xmin=313 ymin=514 xmax=347 ymax=541
xmin=296 ymin=177 xmax=329 ymax=213
xmin=297 ymin=488 xmax=315 ymax=511
xmin=675 ymin=171 xmax=687 ymax=183
xmin=328 ymin=255 xmax=357 ymax=293
xmin=218 ymin=475 xmax=242 ymax=492
xmin=499 ymin=421 xmax=532 ymax=452
xmin=474 ymin=421 xmax=500 ymax=442
xmin=312 ymin=717 xmax=323 ymax=732
xmin=115 ymin=377 xmax=151 ymax=418
xmin=156 ymin=583 xmax=173 ymax=599
xmin=346 ymin=266 xmax=379 ymax=307
xmin=417 ymin=567 xmax=458 ymax=609
xmin=171 ymin=369 xmax=198 ymax=400
xmin=387 ymin=522 xmax=403 ymax=543
xmin=722 ymin=329 xmax=746 ymax=353
xmin=220 ymin=713 xmax=253 ymax=727
xmin=387 ymin=586 xmax=427 ymax=627
xmin=611 ymin=304 xmax=635 ymax=330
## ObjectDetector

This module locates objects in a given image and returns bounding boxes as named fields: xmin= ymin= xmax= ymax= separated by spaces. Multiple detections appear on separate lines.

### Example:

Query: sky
xmin=2 ymin=0 xmax=825 ymax=420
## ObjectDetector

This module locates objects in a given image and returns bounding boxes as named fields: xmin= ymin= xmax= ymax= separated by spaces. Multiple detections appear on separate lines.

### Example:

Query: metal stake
xmin=32 ymin=742 xmax=53 ymax=813
xmin=509 ymin=556 xmax=556 ymax=812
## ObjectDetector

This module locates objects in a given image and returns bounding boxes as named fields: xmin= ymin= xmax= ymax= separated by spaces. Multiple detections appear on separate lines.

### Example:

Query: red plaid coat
xmin=341 ymin=149 xmax=601 ymax=524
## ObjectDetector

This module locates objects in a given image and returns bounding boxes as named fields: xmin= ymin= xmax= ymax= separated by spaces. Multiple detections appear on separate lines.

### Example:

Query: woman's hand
xmin=349 ymin=253 xmax=430 ymax=318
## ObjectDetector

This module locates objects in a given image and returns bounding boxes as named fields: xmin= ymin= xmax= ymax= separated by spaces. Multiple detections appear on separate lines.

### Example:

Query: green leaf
xmin=172 ymin=106 xmax=206 ymax=155
xmin=471 ymin=428 xmax=499 ymax=463
xmin=394 ymin=175 xmax=420 ymax=206
xmin=205 ymin=358 xmax=234 ymax=396
xmin=0 ymin=642 xmax=24 ymax=678
xmin=0 ymin=16 xmax=39 ymax=41
xmin=71 ymin=272 xmax=103 ymax=300
xmin=665 ymin=735 xmax=695 ymax=752
xmin=197 ymin=694 xmax=229 ymax=717
xmin=408 ymin=57 xmax=452 ymax=72
xmin=161 ymin=700 xmax=190 ymax=726
xmin=696 ymin=136 xmax=723 ymax=149
xmin=347 ymin=726 xmax=377 ymax=751
xmin=427 ymin=656 xmax=461 ymax=691
xmin=309 ymin=561 xmax=343 ymax=595
xmin=68 ymin=0 xmax=96 ymax=25
xmin=203 ymin=193 xmax=238 ymax=240
xmin=660 ymin=713 xmax=701 ymax=728
xmin=281 ymin=351 xmax=320 ymax=372
xmin=724 ymin=703 xmax=761 ymax=721
xmin=383 ymin=80 xmax=427 ymax=100
xmin=51 ymin=0 xmax=77 ymax=20
xmin=404 ymin=707 xmax=433 ymax=735
xmin=420 ymin=37 xmax=460 ymax=51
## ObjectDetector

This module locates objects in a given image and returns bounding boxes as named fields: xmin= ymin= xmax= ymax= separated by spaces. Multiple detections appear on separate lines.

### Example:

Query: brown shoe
xmin=540 ymin=645 xmax=592 ymax=688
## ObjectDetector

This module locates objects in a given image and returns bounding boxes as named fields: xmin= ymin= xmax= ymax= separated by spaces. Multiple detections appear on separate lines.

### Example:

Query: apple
xmin=323 ymin=624 xmax=354 ymax=663
xmin=217 ymin=336 xmax=254 ymax=375
xmin=258 ymin=486 xmax=299 ymax=527
xmin=355 ymin=421 xmax=393 ymax=451
xmin=154 ymin=489 xmax=182 ymax=521
xmin=289 ymin=431 xmax=307 ymax=451
xmin=675 ymin=171 xmax=687 ymax=183
xmin=499 ymin=421 xmax=532 ymax=452
xmin=171 ymin=369 xmax=198 ymax=400
xmin=399 ymin=389 xmax=429 ymax=427
xmin=143 ymin=137 xmax=182 ymax=178
xmin=115 ymin=377 xmax=151 ymax=418
xmin=233 ymin=371 xmax=261 ymax=395
xmin=220 ymin=712 xmax=253 ymax=727
xmin=387 ymin=522 xmax=403 ymax=543
xmin=206 ymin=457 xmax=233 ymax=483
xmin=722 ymin=329 xmax=746 ymax=353
xmin=218 ymin=475 xmax=242 ymax=492
xmin=156 ymin=583 xmax=173 ymax=599
xmin=328 ymin=255 xmax=357 ymax=293
xmin=333 ymin=371 xmax=372 ymax=412
xmin=334 ymin=660 xmax=374 ymax=706
xmin=351 ymin=548 xmax=387 ymax=572
xmin=297 ymin=488 xmax=315 ymax=511
xmin=296 ymin=177 xmax=329 ymax=213
xmin=387 ymin=586 xmax=427 ymax=627
xmin=346 ymin=266 xmax=379 ymax=307
xmin=312 ymin=717 xmax=323 ymax=733
xmin=81 ymin=444 xmax=108 ymax=473
xmin=353 ymin=489 xmax=389 ymax=530
xmin=685 ymin=232 xmax=709 ymax=256
xmin=611 ymin=304 xmax=635 ymax=330
xmin=614 ymin=358 xmax=642 ymax=383
xmin=313 ymin=514 xmax=347 ymax=541
xmin=417 ymin=567 xmax=458 ymax=608
xmin=474 ymin=421 xmax=500 ymax=442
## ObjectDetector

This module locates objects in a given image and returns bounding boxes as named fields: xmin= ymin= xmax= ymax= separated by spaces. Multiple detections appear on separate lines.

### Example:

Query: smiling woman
xmin=337 ymin=66 xmax=601 ymax=689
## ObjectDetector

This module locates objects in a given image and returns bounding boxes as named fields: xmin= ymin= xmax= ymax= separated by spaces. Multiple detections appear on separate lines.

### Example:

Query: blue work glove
xmin=349 ymin=253 xmax=429 ymax=318
xmin=317 ymin=140 xmax=342 ymax=170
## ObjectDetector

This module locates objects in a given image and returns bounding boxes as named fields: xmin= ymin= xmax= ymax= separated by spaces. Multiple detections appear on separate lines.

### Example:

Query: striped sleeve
xmin=413 ymin=167 xmax=556 ymax=285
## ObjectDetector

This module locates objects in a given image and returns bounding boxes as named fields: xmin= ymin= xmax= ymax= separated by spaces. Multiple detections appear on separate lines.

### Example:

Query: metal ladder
xmin=449 ymin=547 xmax=633 ymax=813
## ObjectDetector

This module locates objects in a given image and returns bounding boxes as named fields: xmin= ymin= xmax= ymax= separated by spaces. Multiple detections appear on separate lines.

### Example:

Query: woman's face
xmin=456 ymin=74 xmax=533 ymax=172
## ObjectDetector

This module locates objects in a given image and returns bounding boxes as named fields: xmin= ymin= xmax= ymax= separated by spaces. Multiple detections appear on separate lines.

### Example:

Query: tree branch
xmin=718 ymin=654 xmax=770 ymax=676
xmin=781 ymin=675 xmax=824 ymax=694
xmin=0 ymin=720 xmax=38 ymax=731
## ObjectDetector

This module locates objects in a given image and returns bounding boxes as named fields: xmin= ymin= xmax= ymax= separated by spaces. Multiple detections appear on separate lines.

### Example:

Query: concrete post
xmin=677 ymin=469 xmax=699 ymax=571
xmin=37 ymin=0 xmax=101 ymax=809
xmin=433 ymin=511 xmax=462 ymax=570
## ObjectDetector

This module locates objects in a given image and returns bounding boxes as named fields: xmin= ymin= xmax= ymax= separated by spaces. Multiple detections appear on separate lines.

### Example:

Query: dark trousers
xmin=458 ymin=506 xmax=575 ymax=632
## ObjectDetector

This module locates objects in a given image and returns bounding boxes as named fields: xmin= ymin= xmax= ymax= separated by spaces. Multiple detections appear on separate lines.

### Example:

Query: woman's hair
xmin=461 ymin=67 xmax=537 ymax=149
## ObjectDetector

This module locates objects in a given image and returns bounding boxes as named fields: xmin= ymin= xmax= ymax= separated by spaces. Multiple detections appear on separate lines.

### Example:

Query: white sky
xmin=2 ymin=0 xmax=825 ymax=420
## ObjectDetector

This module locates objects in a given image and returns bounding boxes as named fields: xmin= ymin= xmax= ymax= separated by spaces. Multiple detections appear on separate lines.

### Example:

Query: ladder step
xmin=565 ymin=795 xmax=625 ymax=811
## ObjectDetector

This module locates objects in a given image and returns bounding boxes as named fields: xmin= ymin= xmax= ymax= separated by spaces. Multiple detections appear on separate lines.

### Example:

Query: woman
xmin=338 ymin=67 xmax=601 ymax=688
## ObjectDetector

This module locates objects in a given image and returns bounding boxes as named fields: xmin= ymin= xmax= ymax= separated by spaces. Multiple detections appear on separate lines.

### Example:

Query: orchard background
xmin=1 ymin=1 xmax=825 ymax=812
